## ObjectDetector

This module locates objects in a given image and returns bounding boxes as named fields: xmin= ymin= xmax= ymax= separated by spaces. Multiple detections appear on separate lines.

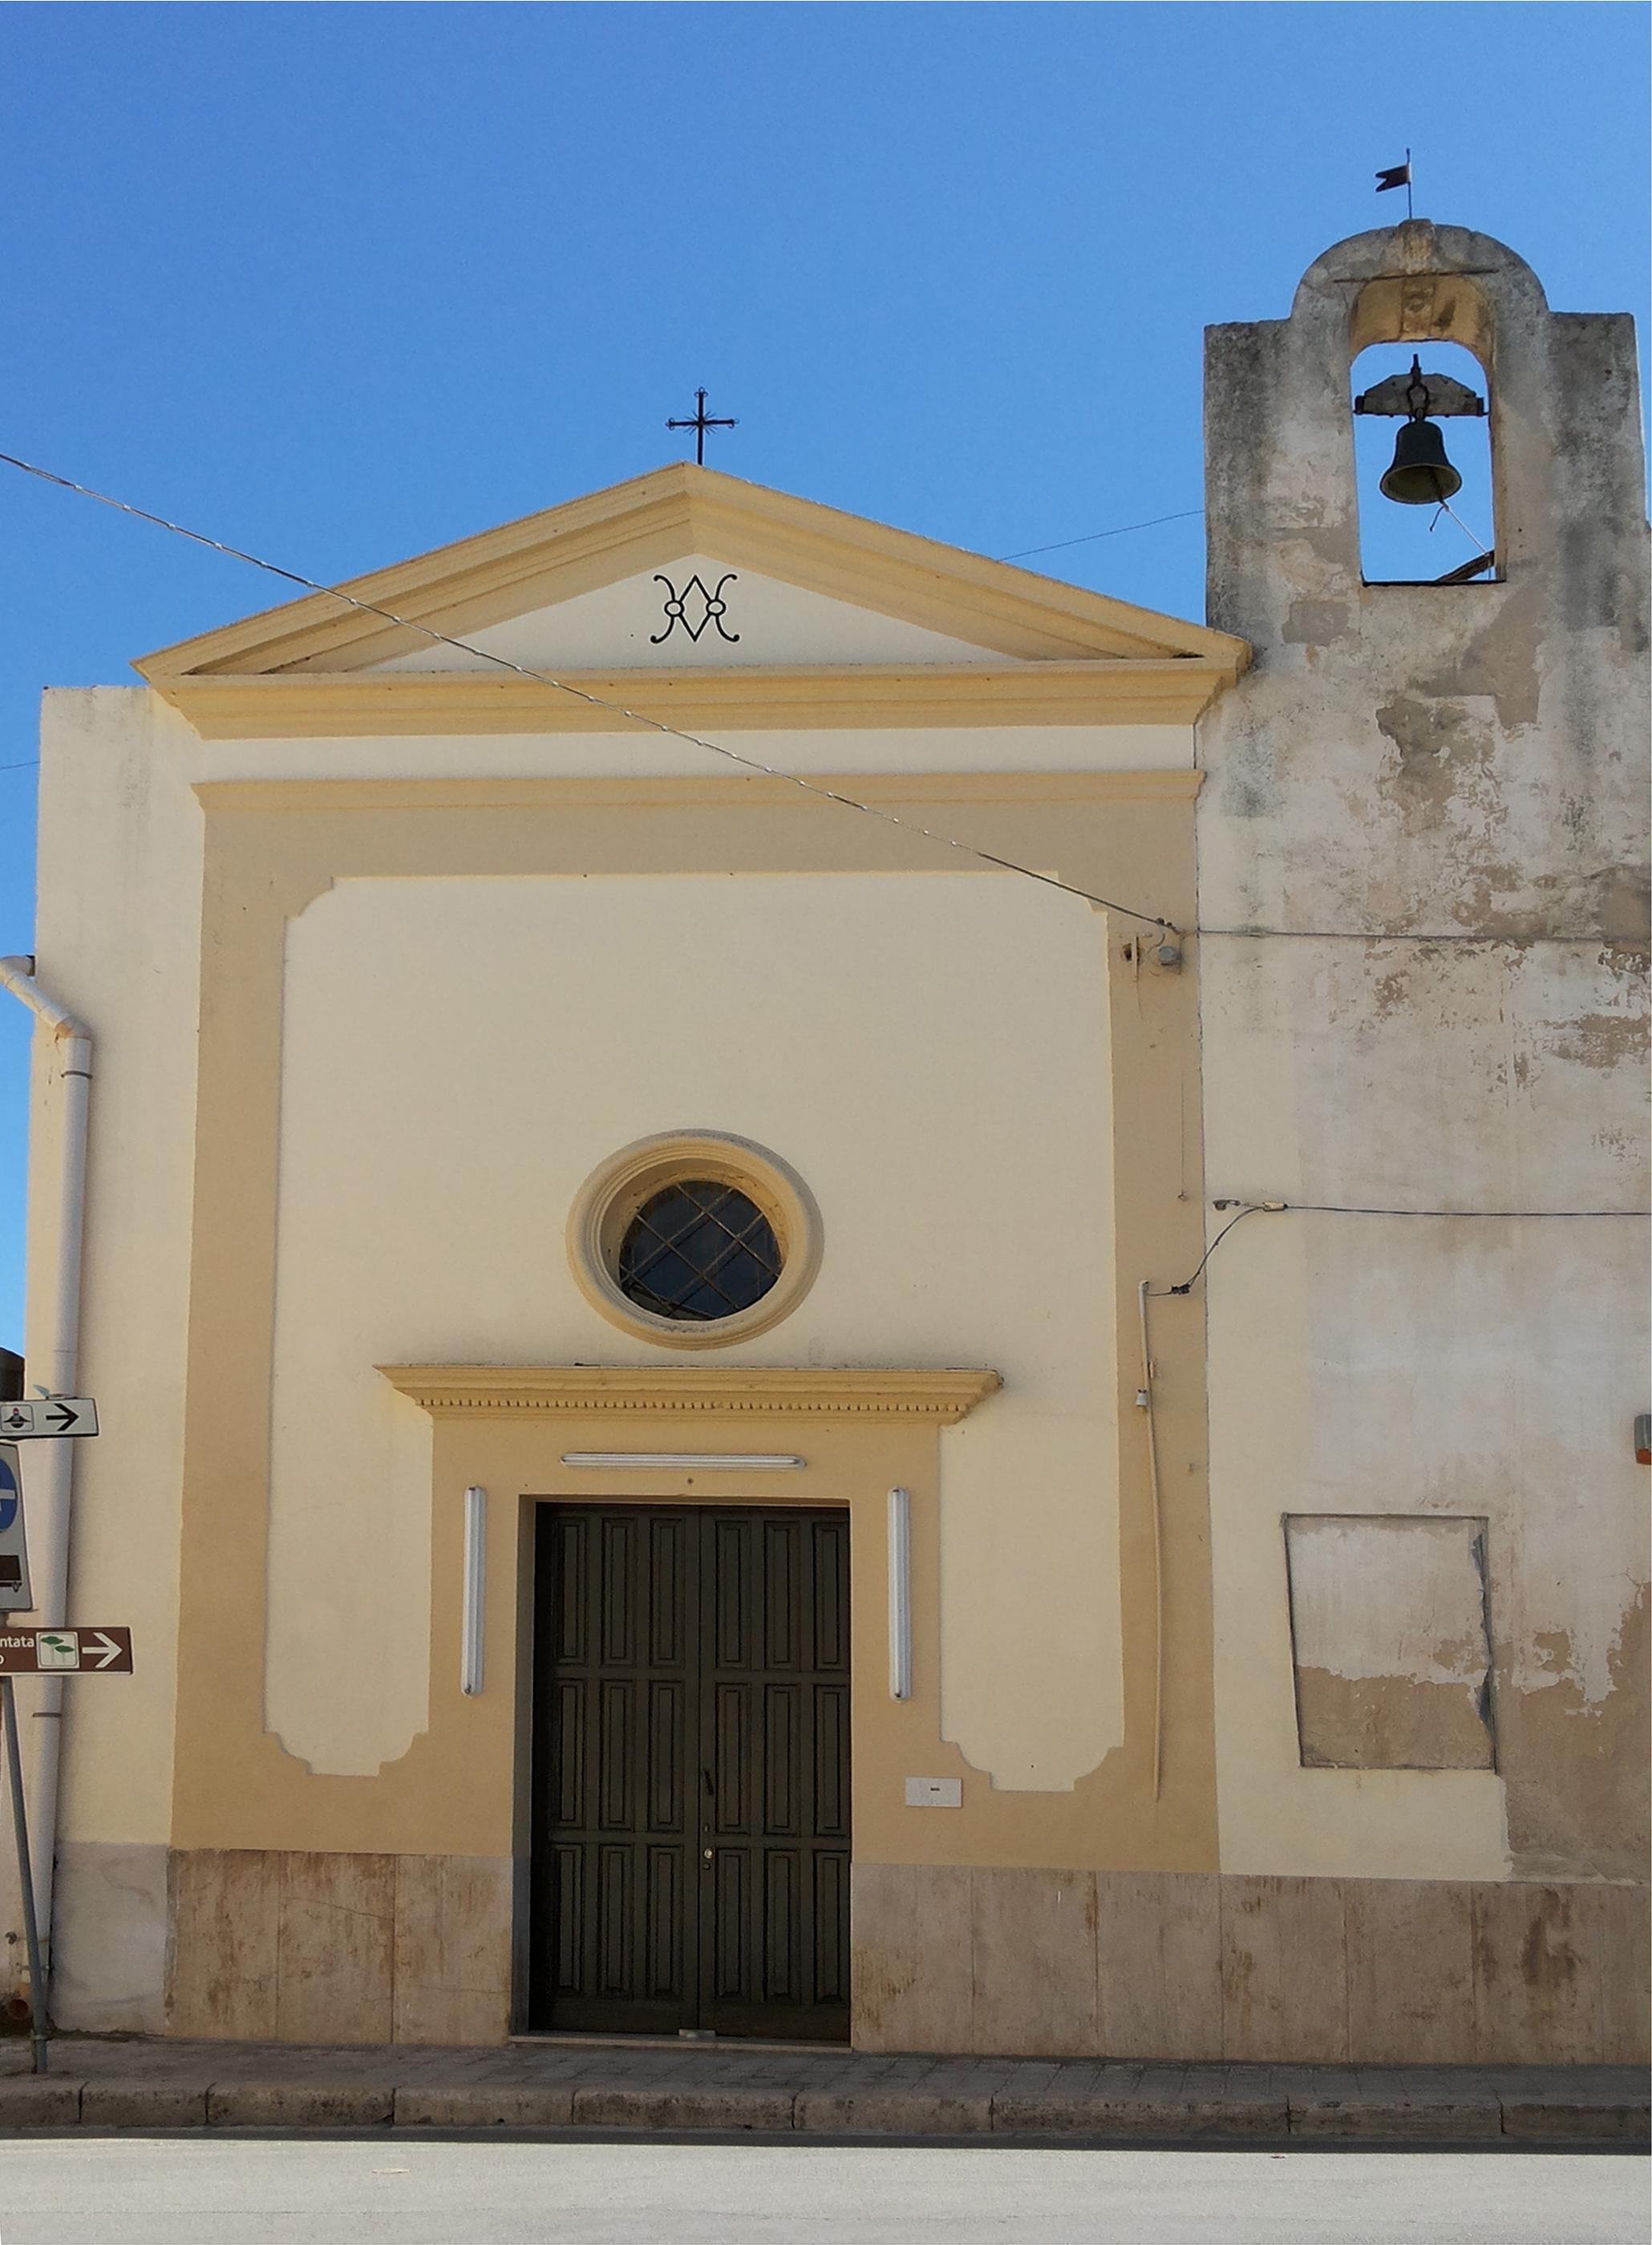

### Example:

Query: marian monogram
xmin=651 ymin=571 xmax=740 ymax=646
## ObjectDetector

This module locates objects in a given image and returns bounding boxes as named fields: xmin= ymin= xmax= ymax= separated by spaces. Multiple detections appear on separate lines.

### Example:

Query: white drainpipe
xmin=0 ymin=954 xmax=91 ymax=2004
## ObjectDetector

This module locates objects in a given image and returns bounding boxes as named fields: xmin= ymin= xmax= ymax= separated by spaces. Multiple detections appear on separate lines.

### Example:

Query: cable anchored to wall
xmin=1149 ymin=1196 xmax=1651 ymax=1300
xmin=1196 ymin=927 xmax=1645 ymax=948
xmin=1211 ymin=1197 xmax=1651 ymax=1219
xmin=1149 ymin=1204 xmax=1282 ymax=1295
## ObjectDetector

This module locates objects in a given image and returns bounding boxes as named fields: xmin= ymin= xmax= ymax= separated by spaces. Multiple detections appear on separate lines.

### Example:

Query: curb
xmin=0 ymin=2075 xmax=1645 ymax=2143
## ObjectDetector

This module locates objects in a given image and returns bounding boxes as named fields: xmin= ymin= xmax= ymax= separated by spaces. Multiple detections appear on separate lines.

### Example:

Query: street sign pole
xmin=1 ymin=1673 xmax=47 ymax=2076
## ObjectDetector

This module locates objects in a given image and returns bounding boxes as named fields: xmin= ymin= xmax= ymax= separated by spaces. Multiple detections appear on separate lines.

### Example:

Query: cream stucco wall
xmin=266 ymin=870 xmax=1120 ymax=1787
xmin=6 ymin=688 xmax=207 ymax=2024
xmin=194 ymin=721 xmax=1196 ymax=784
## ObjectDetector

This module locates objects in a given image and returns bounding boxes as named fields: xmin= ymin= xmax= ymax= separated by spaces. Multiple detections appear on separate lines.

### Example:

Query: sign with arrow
xmin=0 ymin=1398 xmax=98 ymax=1441
xmin=0 ymin=1446 xmax=30 ymax=1612
xmin=0 ymin=1627 xmax=132 ymax=1674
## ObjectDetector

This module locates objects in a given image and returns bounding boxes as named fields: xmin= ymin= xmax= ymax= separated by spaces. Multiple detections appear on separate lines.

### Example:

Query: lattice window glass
xmin=617 ymin=1181 xmax=783 ymax=1323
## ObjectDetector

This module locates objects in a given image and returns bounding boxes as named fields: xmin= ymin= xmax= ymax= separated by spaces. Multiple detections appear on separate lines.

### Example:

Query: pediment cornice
xmin=133 ymin=464 xmax=1249 ymax=696
xmin=153 ymin=657 xmax=1235 ymax=737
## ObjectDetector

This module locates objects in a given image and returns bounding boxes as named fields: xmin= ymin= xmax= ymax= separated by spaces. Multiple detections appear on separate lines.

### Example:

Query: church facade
xmin=6 ymin=222 xmax=1647 ymax=2064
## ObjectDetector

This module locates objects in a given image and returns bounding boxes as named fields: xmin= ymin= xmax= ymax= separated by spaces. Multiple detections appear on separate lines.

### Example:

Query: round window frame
xmin=567 ymin=1131 xmax=823 ymax=1351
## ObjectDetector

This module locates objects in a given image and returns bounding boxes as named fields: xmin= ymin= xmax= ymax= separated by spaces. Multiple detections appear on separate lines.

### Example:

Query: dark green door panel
xmin=529 ymin=1504 xmax=850 ymax=2040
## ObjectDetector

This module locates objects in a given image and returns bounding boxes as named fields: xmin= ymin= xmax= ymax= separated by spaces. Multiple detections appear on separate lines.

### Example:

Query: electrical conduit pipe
xmin=0 ymin=955 xmax=91 ymax=2012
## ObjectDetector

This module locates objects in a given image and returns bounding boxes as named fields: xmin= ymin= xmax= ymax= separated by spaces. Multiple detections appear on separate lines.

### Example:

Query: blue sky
xmin=0 ymin=1 xmax=1646 ymax=1352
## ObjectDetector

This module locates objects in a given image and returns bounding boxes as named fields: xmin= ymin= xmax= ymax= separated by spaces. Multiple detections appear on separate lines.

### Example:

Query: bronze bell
xmin=1380 ymin=414 xmax=1462 ymax=506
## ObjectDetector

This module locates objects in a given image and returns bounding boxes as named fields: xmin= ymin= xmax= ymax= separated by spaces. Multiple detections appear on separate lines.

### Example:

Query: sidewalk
xmin=1 ymin=2033 xmax=1646 ymax=2143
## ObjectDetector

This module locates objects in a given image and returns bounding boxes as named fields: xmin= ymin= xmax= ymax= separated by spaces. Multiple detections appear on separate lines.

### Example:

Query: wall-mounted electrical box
xmin=905 ymin=1777 xmax=962 ymax=1809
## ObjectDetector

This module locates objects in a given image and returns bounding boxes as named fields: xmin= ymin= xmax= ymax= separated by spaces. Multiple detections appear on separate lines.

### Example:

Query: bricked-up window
xmin=1352 ymin=342 xmax=1497 ymax=586
xmin=1285 ymin=1514 xmax=1496 ymax=1770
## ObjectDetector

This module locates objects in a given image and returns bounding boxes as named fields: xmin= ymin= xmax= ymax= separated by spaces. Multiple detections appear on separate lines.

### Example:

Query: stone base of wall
xmin=166 ymin=1849 xmax=512 ymax=2045
xmin=159 ymin=1851 xmax=1649 ymax=2061
xmin=47 ymin=1841 xmax=170 ymax=2034
xmin=851 ymin=1865 xmax=1651 ymax=2065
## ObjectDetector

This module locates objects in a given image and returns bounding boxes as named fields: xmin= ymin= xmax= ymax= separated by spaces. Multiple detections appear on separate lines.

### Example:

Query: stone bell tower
xmin=1192 ymin=221 xmax=1648 ymax=2055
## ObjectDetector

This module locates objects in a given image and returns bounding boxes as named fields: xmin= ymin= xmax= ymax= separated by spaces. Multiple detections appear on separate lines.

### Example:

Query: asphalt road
xmin=0 ymin=2138 xmax=1643 ymax=2243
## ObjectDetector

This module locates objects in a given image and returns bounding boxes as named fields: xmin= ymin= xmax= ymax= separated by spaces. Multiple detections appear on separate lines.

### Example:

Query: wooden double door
xmin=530 ymin=1504 xmax=851 ymax=2040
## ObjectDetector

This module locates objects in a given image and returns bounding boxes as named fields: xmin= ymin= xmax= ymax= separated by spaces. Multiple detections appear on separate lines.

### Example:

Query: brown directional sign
xmin=0 ymin=1627 xmax=132 ymax=1674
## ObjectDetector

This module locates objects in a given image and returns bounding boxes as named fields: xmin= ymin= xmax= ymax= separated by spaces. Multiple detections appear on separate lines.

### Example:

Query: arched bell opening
xmin=1350 ymin=338 xmax=1498 ymax=586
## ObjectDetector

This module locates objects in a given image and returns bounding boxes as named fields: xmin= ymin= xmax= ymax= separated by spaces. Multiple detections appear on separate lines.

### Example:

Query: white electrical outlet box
xmin=904 ymin=1776 xmax=962 ymax=1809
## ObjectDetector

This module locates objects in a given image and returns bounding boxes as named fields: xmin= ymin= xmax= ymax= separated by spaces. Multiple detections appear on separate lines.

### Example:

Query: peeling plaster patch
xmin=1368 ymin=954 xmax=1417 ymax=1019
xmin=1286 ymin=1515 xmax=1495 ymax=1770
xmin=1417 ymin=584 xmax=1545 ymax=734
xmin=1292 ymin=1668 xmax=1494 ymax=1770
xmin=1524 ymin=1631 xmax=1573 ymax=1688
xmin=1375 ymin=694 xmax=1496 ymax=808
xmin=1512 ymin=1586 xmax=1646 ymax=1712
xmin=1592 ymin=1123 xmax=1638 ymax=1160
xmin=1547 ymin=1010 xmax=1649 ymax=1071
xmin=1581 ymin=867 xmax=1652 ymax=948
xmin=1501 ymin=1583 xmax=1650 ymax=1882
xmin=1218 ymin=718 xmax=1283 ymax=822
xmin=1597 ymin=942 xmax=1652 ymax=985
xmin=1284 ymin=599 xmax=1350 ymax=647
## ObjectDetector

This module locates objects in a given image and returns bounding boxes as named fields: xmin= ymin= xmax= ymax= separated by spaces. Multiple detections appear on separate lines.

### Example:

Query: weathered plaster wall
xmin=1197 ymin=222 xmax=1650 ymax=1886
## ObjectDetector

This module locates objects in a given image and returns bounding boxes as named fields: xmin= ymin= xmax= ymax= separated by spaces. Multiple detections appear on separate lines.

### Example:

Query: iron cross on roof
xmin=667 ymin=388 xmax=737 ymax=466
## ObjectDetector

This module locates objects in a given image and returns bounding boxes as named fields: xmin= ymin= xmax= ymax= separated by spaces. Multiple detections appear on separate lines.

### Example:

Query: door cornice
xmin=379 ymin=1364 xmax=1002 ymax=1423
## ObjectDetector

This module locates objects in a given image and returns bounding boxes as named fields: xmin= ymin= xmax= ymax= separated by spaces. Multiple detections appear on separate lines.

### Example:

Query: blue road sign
xmin=0 ymin=1444 xmax=29 ymax=1610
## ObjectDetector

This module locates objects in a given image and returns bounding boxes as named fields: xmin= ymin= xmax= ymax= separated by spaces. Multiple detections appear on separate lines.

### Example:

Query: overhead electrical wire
xmin=0 ymin=448 xmax=1642 ymax=953
xmin=1220 ymin=1199 xmax=1650 ymax=1220
xmin=1150 ymin=1194 xmax=1650 ymax=1299
xmin=1194 ymin=926 xmax=1639 ymax=945
xmin=995 ymin=509 xmax=1205 ymax=561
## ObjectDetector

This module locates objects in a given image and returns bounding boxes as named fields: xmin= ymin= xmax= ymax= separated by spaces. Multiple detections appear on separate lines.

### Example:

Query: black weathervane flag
xmin=1376 ymin=152 xmax=1414 ymax=219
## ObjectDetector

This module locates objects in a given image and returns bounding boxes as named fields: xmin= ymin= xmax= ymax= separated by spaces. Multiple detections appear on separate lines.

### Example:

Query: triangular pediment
xmin=365 ymin=556 xmax=1006 ymax=672
xmin=134 ymin=464 xmax=1245 ymax=682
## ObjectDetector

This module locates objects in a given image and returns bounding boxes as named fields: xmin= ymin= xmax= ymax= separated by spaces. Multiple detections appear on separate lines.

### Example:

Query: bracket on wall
xmin=1431 ymin=551 xmax=1498 ymax=586
xmin=1354 ymin=367 xmax=1485 ymax=417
